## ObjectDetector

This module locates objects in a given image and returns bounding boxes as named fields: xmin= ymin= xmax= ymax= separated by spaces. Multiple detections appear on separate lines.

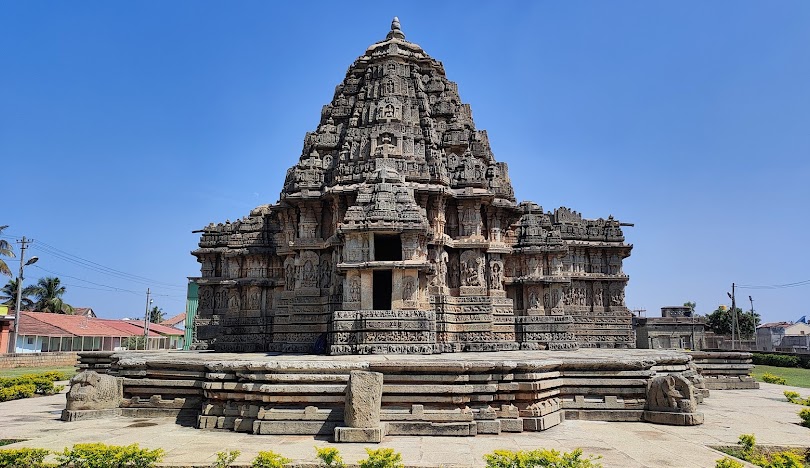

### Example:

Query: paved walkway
xmin=0 ymin=382 xmax=807 ymax=467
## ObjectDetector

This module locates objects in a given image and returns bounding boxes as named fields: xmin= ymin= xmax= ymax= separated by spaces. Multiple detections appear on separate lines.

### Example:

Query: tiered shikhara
xmin=192 ymin=19 xmax=633 ymax=354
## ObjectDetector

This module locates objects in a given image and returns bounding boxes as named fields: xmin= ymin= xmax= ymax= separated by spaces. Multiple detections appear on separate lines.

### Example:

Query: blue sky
xmin=1 ymin=2 xmax=808 ymax=321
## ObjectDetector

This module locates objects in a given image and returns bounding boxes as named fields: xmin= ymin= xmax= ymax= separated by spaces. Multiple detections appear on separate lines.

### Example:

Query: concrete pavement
xmin=0 ymin=382 xmax=807 ymax=467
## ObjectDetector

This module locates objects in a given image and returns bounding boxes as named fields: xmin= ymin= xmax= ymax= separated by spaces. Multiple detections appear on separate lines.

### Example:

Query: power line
xmin=31 ymin=265 xmax=182 ymax=301
xmin=32 ymin=241 xmax=186 ymax=290
xmin=737 ymin=279 xmax=810 ymax=290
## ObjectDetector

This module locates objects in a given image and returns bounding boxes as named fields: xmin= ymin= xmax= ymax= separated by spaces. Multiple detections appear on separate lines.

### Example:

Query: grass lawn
xmin=752 ymin=365 xmax=810 ymax=389
xmin=0 ymin=365 xmax=77 ymax=379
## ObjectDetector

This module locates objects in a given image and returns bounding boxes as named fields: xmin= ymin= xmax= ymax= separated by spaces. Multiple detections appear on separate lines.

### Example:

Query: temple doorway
xmin=373 ymin=270 xmax=392 ymax=310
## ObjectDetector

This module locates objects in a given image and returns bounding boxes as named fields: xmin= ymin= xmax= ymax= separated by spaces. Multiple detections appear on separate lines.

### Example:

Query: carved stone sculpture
xmin=65 ymin=371 xmax=123 ymax=411
xmin=643 ymin=374 xmax=703 ymax=425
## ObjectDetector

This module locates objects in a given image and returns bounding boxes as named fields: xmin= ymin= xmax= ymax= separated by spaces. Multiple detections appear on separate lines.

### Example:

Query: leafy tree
xmin=0 ymin=225 xmax=14 ymax=277
xmin=148 ymin=306 xmax=165 ymax=323
xmin=1 ymin=278 xmax=35 ymax=309
xmin=683 ymin=301 xmax=697 ymax=316
xmin=29 ymin=277 xmax=74 ymax=314
xmin=705 ymin=306 xmax=760 ymax=338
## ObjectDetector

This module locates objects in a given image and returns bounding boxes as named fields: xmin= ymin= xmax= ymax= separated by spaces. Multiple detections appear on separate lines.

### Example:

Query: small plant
xmin=762 ymin=373 xmax=787 ymax=385
xmin=57 ymin=443 xmax=164 ymax=468
xmin=484 ymin=448 xmax=602 ymax=468
xmin=358 ymin=448 xmax=403 ymax=468
xmin=784 ymin=391 xmax=801 ymax=403
xmin=252 ymin=450 xmax=290 ymax=468
xmin=0 ymin=447 xmax=50 ymax=468
xmin=213 ymin=450 xmax=241 ymax=468
xmin=800 ymin=408 xmax=810 ymax=428
xmin=315 ymin=447 xmax=344 ymax=467
xmin=737 ymin=433 xmax=756 ymax=457
xmin=715 ymin=457 xmax=744 ymax=468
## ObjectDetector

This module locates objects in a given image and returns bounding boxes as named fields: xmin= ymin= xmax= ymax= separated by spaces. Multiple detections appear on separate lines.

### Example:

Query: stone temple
xmin=63 ymin=20 xmax=760 ymax=441
xmin=192 ymin=18 xmax=633 ymax=355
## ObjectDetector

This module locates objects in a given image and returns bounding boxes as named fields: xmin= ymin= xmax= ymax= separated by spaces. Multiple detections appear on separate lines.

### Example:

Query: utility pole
xmin=143 ymin=288 xmax=152 ymax=350
xmin=729 ymin=283 xmax=736 ymax=350
xmin=749 ymin=295 xmax=754 ymax=341
xmin=9 ymin=237 xmax=34 ymax=354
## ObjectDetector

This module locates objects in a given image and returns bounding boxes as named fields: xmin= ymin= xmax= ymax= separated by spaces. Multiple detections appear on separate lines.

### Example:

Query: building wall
xmin=0 ymin=351 xmax=78 ymax=369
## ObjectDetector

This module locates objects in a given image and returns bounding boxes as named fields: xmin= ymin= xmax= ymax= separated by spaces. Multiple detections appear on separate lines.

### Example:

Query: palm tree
xmin=30 ymin=276 xmax=74 ymax=314
xmin=1 ymin=278 xmax=35 ymax=309
xmin=0 ymin=225 xmax=14 ymax=277
xmin=149 ymin=306 xmax=165 ymax=323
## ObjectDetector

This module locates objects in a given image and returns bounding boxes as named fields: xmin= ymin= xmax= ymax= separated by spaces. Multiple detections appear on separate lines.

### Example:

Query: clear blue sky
xmin=2 ymin=2 xmax=808 ymax=321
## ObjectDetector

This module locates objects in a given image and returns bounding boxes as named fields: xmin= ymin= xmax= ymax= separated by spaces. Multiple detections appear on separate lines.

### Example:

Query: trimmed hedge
xmin=0 ymin=372 xmax=67 ymax=402
xmin=752 ymin=353 xmax=804 ymax=368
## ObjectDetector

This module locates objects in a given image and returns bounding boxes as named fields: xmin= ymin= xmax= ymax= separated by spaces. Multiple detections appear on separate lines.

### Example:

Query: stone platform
xmin=59 ymin=348 xmax=746 ymax=441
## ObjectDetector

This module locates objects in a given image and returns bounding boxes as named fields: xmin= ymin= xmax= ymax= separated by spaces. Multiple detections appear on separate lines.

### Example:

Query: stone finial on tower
xmin=386 ymin=16 xmax=405 ymax=40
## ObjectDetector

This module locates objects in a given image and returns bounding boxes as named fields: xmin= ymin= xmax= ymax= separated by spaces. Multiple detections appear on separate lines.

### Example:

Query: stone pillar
xmin=334 ymin=370 xmax=384 ymax=442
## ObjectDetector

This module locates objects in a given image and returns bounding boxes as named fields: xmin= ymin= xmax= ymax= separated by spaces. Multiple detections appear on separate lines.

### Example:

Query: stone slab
xmin=334 ymin=426 xmax=384 ymax=443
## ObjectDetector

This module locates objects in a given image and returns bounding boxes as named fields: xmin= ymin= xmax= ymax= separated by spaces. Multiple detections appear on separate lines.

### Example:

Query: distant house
xmin=756 ymin=321 xmax=810 ymax=352
xmin=2 ymin=311 xmax=184 ymax=353
xmin=633 ymin=306 xmax=707 ymax=350
xmin=72 ymin=307 xmax=97 ymax=318
xmin=161 ymin=312 xmax=186 ymax=330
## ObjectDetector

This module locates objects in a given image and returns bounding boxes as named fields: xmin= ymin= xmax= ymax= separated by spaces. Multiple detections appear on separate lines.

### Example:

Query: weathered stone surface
xmin=65 ymin=371 xmax=122 ymax=411
xmin=344 ymin=370 xmax=383 ymax=428
xmin=334 ymin=426 xmax=384 ymax=443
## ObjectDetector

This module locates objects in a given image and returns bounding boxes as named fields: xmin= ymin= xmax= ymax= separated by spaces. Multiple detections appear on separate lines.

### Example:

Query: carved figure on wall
xmin=349 ymin=278 xmax=361 ymax=302
xmin=214 ymin=290 xmax=225 ymax=309
xmin=489 ymin=262 xmax=502 ymax=290
xmin=284 ymin=260 xmax=295 ymax=291
xmin=228 ymin=290 xmax=240 ymax=311
xmin=249 ymin=288 xmax=261 ymax=309
xmin=320 ymin=260 xmax=332 ymax=288
xmin=402 ymin=277 xmax=415 ymax=301
xmin=529 ymin=291 xmax=540 ymax=309
xmin=200 ymin=288 xmax=213 ymax=309
xmin=449 ymin=256 xmax=460 ymax=288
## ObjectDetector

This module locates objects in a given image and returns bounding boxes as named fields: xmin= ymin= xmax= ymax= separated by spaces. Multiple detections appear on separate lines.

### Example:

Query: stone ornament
xmin=65 ymin=371 xmax=123 ymax=411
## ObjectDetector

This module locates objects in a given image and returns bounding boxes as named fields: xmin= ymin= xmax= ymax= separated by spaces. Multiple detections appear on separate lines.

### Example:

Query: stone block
xmin=61 ymin=408 xmax=121 ymax=422
xmin=344 ymin=370 xmax=383 ymax=428
xmin=334 ymin=425 xmax=384 ymax=443
xmin=523 ymin=412 xmax=562 ymax=431
xmin=643 ymin=410 xmax=704 ymax=426
xmin=385 ymin=421 xmax=477 ymax=436
xmin=254 ymin=420 xmax=338 ymax=435
xmin=198 ymin=415 xmax=218 ymax=429
xmin=499 ymin=418 xmax=523 ymax=432
xmin=475 ymin=420 xmax=501 ymax=434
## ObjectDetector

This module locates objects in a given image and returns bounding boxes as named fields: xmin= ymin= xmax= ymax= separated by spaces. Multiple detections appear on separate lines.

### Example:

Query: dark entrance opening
xmin=373 ymin=270 xmax=393 ymax=310
xmin=374 ymin=234 xmax=402 ymax=261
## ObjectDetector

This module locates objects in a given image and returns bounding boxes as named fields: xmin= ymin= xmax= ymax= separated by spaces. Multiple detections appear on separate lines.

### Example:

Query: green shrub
xmin=57 ymin=443 xmax=164 ymax=468
xmin=484 ymin=448 xmax=602 ymax=468
xmin=765 ymin=451 xmax=805 ymax=468
xmin=0 ymin=447 xmax=50 ymax=468
xmin=800 ymin=408 xmax=810 ymax=428
xmin=251 ymin=450 xmax=290 ymax=468
xmin=213 ymin=450 xmax=240 ymax=468
xmin=762 ymin=373 xmax=787 ymax=385
xmin=752 ymin=353 xmax=801 ymax=368
xmin=358 ymin=448 xmax=403 ymax=468
xmin=715 ymin=458 xmax=744 ymax=468
xmin=315 ymin=447 xmax=344 ymax=467
xmin=0 ymin=384 xmax=36 ymax=402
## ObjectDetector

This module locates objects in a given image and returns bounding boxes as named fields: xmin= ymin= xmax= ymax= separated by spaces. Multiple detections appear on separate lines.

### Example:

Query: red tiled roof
xmin=16 ymin=312 xmax=180 ymax=337
xmin=124 ymin=320 xmax=184 ymax=336
xmin=162 ymin=312 xmax=186 ymax=326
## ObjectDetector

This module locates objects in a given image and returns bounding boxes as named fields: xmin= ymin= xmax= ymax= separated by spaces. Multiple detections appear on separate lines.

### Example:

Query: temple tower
xmin=192 ymin=18 xmax=634 ymax=354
